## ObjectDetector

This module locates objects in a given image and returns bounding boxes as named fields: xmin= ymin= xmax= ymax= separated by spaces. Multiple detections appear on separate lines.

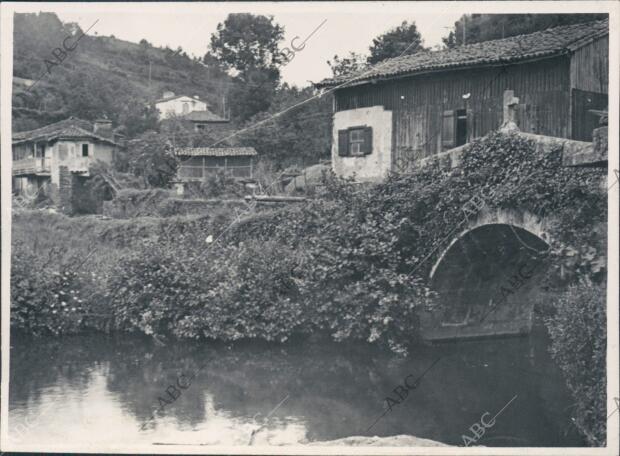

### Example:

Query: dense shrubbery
xmin=544 ymin=283 xmax=606 ymax=446
xmin=11 ymin=132 xmax=607 ymax=359
xmin=109 ymin=239 xmax=307 ymax=342
xmin=10 ymin=239 xmax=108 ymax=335
xmin=107 ymin=215 xmax=434 ymax=353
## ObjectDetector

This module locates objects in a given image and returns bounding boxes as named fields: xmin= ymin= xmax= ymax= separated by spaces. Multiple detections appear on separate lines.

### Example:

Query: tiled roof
xmin=316 ymin=19 xmax=608 ymax=88
xmin=155 ymin=94 xmax=203 ymax=103
xmin=175 ymin=147 xmax=258 ymax=157
xmin=182 ymin=110 xmax=228 ymax=122
xmin=12 ymin=117 xmax=118 ymax=145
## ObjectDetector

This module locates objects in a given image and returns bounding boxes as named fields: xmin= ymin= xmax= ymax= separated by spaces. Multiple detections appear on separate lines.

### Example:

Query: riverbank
xmin=306 ymin=435 xmax=448 ymax=446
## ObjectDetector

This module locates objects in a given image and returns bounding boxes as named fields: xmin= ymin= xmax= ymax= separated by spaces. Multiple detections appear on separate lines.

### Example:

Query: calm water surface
xmin=8 ymin=323 xmax=585 ymax=448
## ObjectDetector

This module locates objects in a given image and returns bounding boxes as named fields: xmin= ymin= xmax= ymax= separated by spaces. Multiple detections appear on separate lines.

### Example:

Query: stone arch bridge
xmin=417 ymin=127 xmax=608 ymax=341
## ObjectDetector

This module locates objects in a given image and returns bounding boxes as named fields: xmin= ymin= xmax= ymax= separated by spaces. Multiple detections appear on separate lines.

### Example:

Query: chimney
xmin=194 ymin=95 xmax=200 ymax=99
xmin=94 ymin=118 xmax=113 ymax=134
xmin=163 ymin=90 xmax=175 ymax=99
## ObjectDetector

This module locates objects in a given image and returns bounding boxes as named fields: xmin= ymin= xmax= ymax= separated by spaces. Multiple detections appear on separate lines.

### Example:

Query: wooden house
xmin=175 ymin=147 xmax=258 ymax=180
xmin=316 ymin=19 xmax=608 ymax=181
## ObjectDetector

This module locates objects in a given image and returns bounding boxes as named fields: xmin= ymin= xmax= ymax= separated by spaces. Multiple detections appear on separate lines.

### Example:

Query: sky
xmin=9 ymin=2 xmax=466 ymax=86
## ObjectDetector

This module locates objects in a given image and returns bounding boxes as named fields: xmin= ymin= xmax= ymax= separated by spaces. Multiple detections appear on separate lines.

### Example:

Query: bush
xmin=108 ymin=238 xmax=310 ymax=342
xmin=199 ymin=170 xmax=243 ymax=198
xmin=105 ymin=198 xmax=436 ymax=354
xmin=10 ymin=239 xmax=107 ymax=335
xmin=544 ymin=283 xmax=606 ymax=446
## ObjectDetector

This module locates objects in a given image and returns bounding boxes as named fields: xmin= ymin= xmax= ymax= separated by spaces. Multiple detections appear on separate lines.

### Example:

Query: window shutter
xmin=338 ymin=129 xmax=349 ymax=156
xmin=362 ymin=126 xmax=373 ymax=155
xmin=442 ymin=110 xmax=455 ymax=150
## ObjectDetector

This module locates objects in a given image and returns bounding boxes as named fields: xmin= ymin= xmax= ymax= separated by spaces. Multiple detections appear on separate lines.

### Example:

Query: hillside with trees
xmin=12 ymin=12 xmax=333 ymax=169
xmin=12 ymin=12 xmax=233 ymax=134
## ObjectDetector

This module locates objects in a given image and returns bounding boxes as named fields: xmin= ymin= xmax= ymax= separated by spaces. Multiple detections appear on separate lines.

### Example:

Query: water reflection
xmin=8 ymin=324 xmax=586 ymax=448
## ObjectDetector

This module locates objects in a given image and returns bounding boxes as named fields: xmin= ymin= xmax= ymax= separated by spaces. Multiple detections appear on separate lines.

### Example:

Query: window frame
xmin=338 ymin=125 xmax=373 ymax=157
xmin=348 ymin=127 xmax=366 ymax=156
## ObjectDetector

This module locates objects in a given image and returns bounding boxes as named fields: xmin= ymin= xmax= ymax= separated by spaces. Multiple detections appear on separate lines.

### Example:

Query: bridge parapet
xmin=417 ymin=129 xmax=606 ymax=171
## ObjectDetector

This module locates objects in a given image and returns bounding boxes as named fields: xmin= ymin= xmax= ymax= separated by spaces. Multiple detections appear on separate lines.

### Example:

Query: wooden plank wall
xmin=570 ymin=36 xmax=609 ymax=93
xmin=335 ymin=56 xmax=572 ymax=165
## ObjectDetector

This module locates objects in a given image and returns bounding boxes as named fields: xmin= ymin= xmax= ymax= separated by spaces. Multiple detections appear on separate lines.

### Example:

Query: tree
xmin=207 ymin=13 xmax=285 ymax=121
xmin=126 ymin=132 xmax=178 ymax=187
xmin=442 ymin=13 xmax=607 ymax=48
xmin=327 ymin=52 xmax=368 ymax=77
xmin=208 ymin=13 xmax=285 ymax=74
xmin=441 ymin=30 xmax=456 ymax=49
xmin=229 ymin=66 xmax=280 ymax=121
xmin=118 ymin=102 xmax=160 ymax=139
xmin=367 ymin=21 xmax=425 ymax=64
xmin=239 ymin=85 xmax=332 ymax=167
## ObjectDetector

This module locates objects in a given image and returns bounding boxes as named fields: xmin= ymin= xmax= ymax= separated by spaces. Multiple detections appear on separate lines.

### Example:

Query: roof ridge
xmin=399 ymin=18 xmax=608 ymax=63
xmin=316 ymin=18 xmax=609 ymax=88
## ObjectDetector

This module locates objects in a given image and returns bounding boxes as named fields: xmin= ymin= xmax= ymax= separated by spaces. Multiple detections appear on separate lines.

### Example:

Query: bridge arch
xmin=421 ymin=208 xmax=553 ymax=340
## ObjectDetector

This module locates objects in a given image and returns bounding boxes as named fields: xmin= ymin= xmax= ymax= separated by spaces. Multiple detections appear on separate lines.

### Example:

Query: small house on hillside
xmin=316 ymin=19 xmax=609 ymax=182
xmin=175 ymin=147 xmax=258 ymax=180
xmin=181 ymin=110 xmax=228 ymax=131
xmin=155 ymin=91 xmax=207 ymax=118
xmin=155 ymin=91 xmax=228 ymax=131
xmin=12 ymin=117 xmax=119 ymax=204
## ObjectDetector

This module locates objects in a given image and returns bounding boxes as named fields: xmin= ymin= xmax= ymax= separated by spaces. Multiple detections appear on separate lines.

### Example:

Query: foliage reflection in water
xmin=8 ymin=324 xmax=584 ymax=447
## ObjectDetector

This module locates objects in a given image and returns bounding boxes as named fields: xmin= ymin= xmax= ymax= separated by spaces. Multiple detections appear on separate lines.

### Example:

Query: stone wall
xmin=57 ymin=166 xmax=75 ymax=215
xmin=332 ymin=106 xmax=393 ymax=182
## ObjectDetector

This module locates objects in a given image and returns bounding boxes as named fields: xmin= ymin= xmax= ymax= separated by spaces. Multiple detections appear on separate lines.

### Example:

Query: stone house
xmin=316 ymin=19 xmax=608 ymax=182
xmin=12 ymin=117 xmax=119 ymax=205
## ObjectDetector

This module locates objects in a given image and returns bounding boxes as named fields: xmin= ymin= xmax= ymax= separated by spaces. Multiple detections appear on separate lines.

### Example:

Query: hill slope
xmin=12 ymin=12 xmax=234 ymax=133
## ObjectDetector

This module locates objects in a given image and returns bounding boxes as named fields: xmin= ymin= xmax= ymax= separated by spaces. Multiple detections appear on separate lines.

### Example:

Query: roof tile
xmin=175 ymin=147 xmax=258 ymax=157
xmin=12 ymin=117 xmax=119 ymax=145
xmin=316 ymin=19 xmax=608 ymax=88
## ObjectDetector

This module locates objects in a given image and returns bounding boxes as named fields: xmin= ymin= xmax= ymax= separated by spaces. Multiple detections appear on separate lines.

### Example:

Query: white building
xmin=155 ymin=91 xmax=207 ymax=119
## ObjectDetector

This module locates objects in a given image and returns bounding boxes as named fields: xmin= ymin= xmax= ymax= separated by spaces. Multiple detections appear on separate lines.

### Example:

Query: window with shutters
xmin=338 ymin=126 xmax=373 ymax=157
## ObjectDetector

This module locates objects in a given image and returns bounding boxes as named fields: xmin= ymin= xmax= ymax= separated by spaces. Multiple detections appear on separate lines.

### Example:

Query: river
xmin=7 ymin=322 xmax=585 ymax=448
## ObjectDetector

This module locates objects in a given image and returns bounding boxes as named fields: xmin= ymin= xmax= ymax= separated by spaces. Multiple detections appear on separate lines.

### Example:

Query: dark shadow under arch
xmin=421 ymin=224 xmax=550 ymax=340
